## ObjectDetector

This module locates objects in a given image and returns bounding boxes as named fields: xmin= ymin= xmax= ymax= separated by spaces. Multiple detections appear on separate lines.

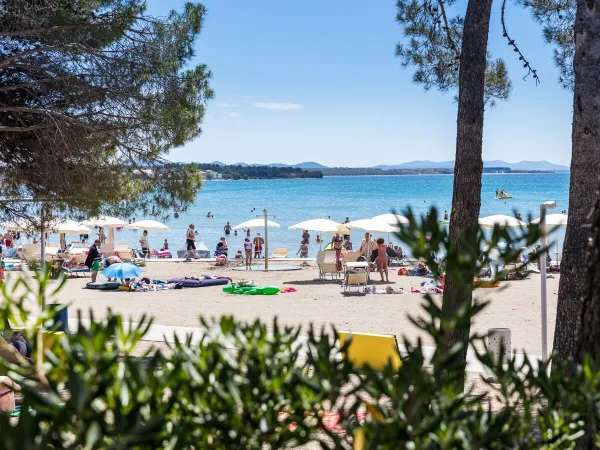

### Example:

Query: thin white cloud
xmin=224 ymin=111 xmax=241 ymax=119
xmin=242 ymin=95 xmax=253 ymax=103
xmin=215 ymin=101 xmax=240 ymax=108
xmin=253 ymin=102 xmax=304 ymax=111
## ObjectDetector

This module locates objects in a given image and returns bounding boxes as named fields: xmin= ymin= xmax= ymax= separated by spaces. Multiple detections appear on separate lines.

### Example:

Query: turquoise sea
xmin=75 ymin=173 xmax=571 ymax=257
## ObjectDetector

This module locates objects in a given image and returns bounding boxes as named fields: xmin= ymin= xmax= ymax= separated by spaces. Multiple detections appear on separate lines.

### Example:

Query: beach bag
xmin=397 ymin=267 xmax=407 ymax=276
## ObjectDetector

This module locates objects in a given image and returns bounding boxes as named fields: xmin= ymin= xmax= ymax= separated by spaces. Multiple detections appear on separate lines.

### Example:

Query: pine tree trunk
xmin=575 ymin=186 xmax=600 ymax=450
xmin=577 ymin=187 xmax=600 ymax=359
xmin=440 ymin=0 xmax=493 ymax=381
xmin=553 ymin=0 xmax=600 ymax=369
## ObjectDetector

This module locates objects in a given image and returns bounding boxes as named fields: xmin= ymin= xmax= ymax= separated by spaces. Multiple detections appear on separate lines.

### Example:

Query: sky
xmin=148 ymin=0 xmax=573 ymax=167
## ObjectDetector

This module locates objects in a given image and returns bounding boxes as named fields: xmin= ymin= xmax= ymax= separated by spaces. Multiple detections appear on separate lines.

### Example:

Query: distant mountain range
xmin=373 ymin=160 xmax=570 ymax=171
xmin=209 ymin=160 xmax=569 ymax=172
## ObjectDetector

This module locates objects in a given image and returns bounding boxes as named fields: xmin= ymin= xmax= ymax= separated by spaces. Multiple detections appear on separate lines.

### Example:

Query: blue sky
xmin=149 ymin=1 xmax=573 ymax=167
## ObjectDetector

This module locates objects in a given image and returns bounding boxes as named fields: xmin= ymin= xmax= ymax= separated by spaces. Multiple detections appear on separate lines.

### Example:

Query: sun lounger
xmin=342 ymin=251 xmax=369 ymax=273
xmin=114 ymin=242 xmax=133 ymax=261
xmin=271 ymin=248 xmax=288 ymax=259
xmin=317 ymin=251 xmax=342 ymax=280
xmin=61 ymin=265 xmax=90 ymax=277
xmin=337 ymin=331 xmax=402 ymax=371
xmin=99 ymin=243 xmax=115 ymax=257
xmin=44 ymin=245 xmax=60 ymax=261
xmin=343 ymin=268 xmax=368 ymax=294
xmin=21 ymin=244 xmax=40 ymax=263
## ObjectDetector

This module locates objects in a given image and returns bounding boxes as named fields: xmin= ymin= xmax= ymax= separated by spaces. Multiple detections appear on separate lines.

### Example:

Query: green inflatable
xmin=223 ymin=284 xmax=280 ymax=295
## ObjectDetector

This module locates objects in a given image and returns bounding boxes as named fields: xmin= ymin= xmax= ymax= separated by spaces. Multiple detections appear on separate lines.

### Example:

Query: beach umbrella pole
xmin=264 ymin=210 xmax=269 ymax=271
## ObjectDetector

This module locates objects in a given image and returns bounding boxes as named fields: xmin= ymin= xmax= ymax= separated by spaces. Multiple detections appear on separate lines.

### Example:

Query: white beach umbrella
xmin=345 ymin=218 xmax=400 ymax=233
xmin=126 ymin=219 xmax=171 ymax=231
xmin=1 ymin=218 xmax=31 ymax=231
xmin=82 ymin=216 xmax=127 ymax=228
xmin=232 ymin=218 xmax=280 ymax=230
xmin=478 ymin=214 xmax=526 ymax=229
xmin=530 ymin=213 xmax=568 ymax=262
xmin=288 ymin=219 xmax=349 ymax=235
xmin=530 ymin=213 xmax=568 ymax=226
xmin=371 ymin=213 xmax=410 ymax=226
xmin=83 ymin=216 xmax=128 ymax=243
xmin=48 ymin=219 xmax=90 ymax=234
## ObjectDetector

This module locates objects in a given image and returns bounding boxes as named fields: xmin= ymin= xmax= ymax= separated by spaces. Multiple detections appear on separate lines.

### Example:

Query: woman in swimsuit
xmin=375 ymin=238 xmax=389 ymax=282
xmin=297 ymin=241 xmax=309 ymax=258
xmin=332 ymin=233 xmax=343 ymax=271
xmin=244 ymin=238 xmax=253 ymax=268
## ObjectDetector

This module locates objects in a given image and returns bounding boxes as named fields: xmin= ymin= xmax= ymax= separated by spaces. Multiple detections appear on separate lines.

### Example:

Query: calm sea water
xmin=62 ymin=173 xmax=571 ymax=257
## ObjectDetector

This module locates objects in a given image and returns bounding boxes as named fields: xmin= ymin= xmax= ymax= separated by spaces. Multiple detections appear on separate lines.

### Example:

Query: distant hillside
xmin=507 ymin=160 xmax=570 ymax=171
xmin=374 ymin=160 xmax=569 ymax=171
xmin=294 ymin=161 xmax=327 ymax=169
xmin=374 ymin=161 xmax=455 ymax=170
xmin=203 ymin=159 xmax=569 ymax=172
xmin=213 ymin=161 xmax=329 ymax=169
xmin=197 ymin=163 xmax=323 ymax=180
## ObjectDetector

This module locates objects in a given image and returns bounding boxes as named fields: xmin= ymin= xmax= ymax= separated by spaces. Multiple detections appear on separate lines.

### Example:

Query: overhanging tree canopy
xmin=0 ymin=0 xmax=212 ymax=220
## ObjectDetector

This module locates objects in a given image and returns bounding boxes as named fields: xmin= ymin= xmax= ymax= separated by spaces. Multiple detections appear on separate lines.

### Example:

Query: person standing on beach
xmin=220 ymin=237 xmax=228 ymax=256
xmin=359 ymin=232 xmax=376 ymax=263
xmin=253 ymin=233 xmax=264 ymax=258
xmin=3 ymin=231 xmax=12 ymax=249
xmin=185 ymin=224 xmax=196 ymax=261
xmin=244 ymin=238 xmax=253 ymax=268
xmin=139 ymin=230 xmax=149 ymax=258
xmin=85 ymin=239 xmax=101 ymax=282
xmin=343 ymin=217 xmax=351 ymax=240
xmin=302 ymin=229 xmax=310 ymax=243
xmin=297 ymin=241 xmax=309 ymax=258
xmin=376 ymin=238 xmax=389 ymax=282
xmin=332 ymin=233 xmax=344 ymax=271
xmin=224 ymin=222 xmax=232 ymax=236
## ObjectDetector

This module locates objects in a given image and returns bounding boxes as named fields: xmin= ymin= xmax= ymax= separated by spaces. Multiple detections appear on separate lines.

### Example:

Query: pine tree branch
xmin=501 ymin=0 xmax=540 ymax=84
xmin=437 ymin=0 xmax=460 ymax=57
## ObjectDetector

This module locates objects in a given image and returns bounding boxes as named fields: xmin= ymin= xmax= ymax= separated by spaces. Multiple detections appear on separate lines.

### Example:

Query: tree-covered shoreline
xmin=196 ymin=163 xmax=323 ymax=180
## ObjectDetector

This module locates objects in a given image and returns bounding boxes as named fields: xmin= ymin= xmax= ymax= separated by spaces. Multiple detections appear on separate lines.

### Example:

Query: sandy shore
xmin=47 ymin=260 xmax=558 ymax=356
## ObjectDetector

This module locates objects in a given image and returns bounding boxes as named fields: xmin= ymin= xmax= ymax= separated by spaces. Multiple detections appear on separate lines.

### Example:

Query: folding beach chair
xmin=343 ymin=268 xmax=368 ymax=294
xmin=337 ymin=331 xmax=402 ymax=371
xmin=318 ymin=251 xmax=342 ymax=280
xmin=99 ymin=243 xmax=115 ymax=257
xmin=114 ymin=242 xmax=133 ymax=262
xmin=271 ymin=248 xmax=288 ymax=259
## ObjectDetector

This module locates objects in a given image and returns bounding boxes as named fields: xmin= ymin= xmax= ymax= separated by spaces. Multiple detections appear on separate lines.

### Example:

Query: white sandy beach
xmin=46 ymin=260 xmax=558 ymax=357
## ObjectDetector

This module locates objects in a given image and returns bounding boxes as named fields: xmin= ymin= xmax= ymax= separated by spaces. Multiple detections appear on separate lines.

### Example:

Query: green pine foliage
xmin=0 ymin=1 xmax=213 ymax=220
xmin=1 ymin=209 xmax=600 ymax=448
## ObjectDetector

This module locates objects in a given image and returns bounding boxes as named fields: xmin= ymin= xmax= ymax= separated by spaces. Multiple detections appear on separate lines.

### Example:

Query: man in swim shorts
xmin=253 ymin=233 xmax=264 ymax=258
xmin=185 ymin=224 xmax=196 ymax=261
